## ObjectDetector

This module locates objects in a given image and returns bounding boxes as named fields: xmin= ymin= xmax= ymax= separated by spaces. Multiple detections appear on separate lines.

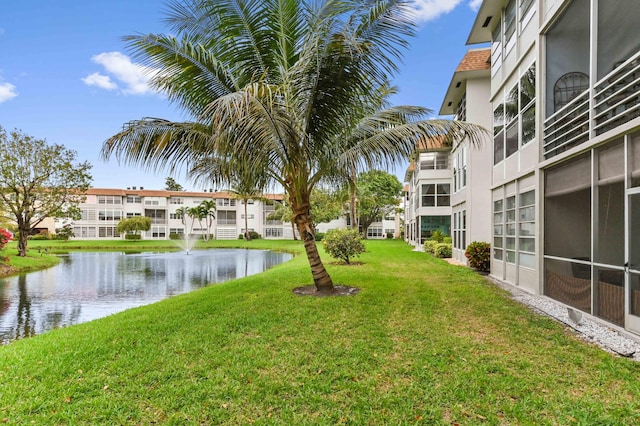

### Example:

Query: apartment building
xmin=71 ymin=188 xmax=293 ymax=240
xmin=404 ymin=139 xmax=453 ymax=246
xmin=424 ymin=0 xmax=640 ymax=334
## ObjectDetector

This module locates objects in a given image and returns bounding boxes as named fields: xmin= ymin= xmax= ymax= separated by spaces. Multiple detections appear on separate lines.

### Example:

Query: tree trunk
xmin=291 ymin=221 xmax=298 ymax=240
xmin=292 ymin=203 xmax=334 ymax=293
xmin=17 ymin=223 xmax=28 ymax=257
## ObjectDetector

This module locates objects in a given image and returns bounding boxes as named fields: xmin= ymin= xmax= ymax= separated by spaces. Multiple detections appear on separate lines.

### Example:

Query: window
xmin=518 ymin=191 xmax=535 ymax=268
xmin=73 ymin=226 xmax=96 ymax=238
xmin=367 ymin=227 xmax=383 ymax=238
xmin=217 ymin=198 xmax=237 ymax=207
xmin=145 ymin=199 xmax=160 ymax=206
xmin=453 ymin=147 xmax=467 ymax=192
xmin=98 ymin=227 xmax=119 ymax=238
xmin=241 ymin=214 xmax=255 ymax=219
xmin=520 ymin=65 xmax=536 ymax=146
xmin=504 ymin=0 xmax=516 ymax=54
xmin=97 ymin=195 xmax=121 ymax=205
xmin=98 ymin=209 xmax=123 ymax=221
xmin=456 ymin=95 xmax=467 ymax=121
xmin=170 ymin=198 xmax=183 ymax=204
xmin=217 ymin=210 xmax=236 ymax=225
xmin=505 ymin=196 xmax=516 ymax=263
xmin=493 ymin=200 xmax=504 ymax=260
xmin=126 ymin=196 xmax=141 ymax=203
xmin=126 ymin=212 xmax=142 ymax=218
xmin=453 ymin=210 xmax=467 ymax=250
xmin=169 ymin=228 xmax=184 ymax=235
xmin=265 ymin=228 xmax=283 ymax=238
xmin=494 ymin=103 xmax=505 ymax=164
xmin=80 ymin=209 xmax=96 ymax=221
xmin=169 ymin=212 xmax=182 ymax=220
xmin=491 ymin=19 xmax=502 ymax=74
xmin=421 ymin=184 xmax=450 ymax=207
xmin=520 ymin=0 xmax=535 ymax=28
xmin=420 ymin=152 xmax=448 ymax=170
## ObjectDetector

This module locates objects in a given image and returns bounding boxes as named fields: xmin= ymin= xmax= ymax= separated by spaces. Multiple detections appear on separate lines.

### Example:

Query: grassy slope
xmin=0 ymin=240 xmax=639 ymax=424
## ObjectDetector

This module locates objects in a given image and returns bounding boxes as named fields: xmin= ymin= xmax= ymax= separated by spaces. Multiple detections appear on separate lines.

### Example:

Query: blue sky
xmin=0 ymin=0 xmax=485 ymax=191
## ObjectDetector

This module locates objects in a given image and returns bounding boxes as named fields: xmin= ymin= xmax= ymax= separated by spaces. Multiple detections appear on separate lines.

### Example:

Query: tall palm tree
xmin=101 ymin=0 xmax=484 ymax=293
xmin=198 ymin=199 xmax=216 ymax=241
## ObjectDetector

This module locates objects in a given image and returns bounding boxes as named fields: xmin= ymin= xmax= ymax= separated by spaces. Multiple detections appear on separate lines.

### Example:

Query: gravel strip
xmin=487 ymin=276 xmax=640 ymax=361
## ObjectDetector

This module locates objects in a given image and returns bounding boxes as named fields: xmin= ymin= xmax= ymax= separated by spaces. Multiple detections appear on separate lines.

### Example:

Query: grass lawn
xmin=1 ymin=239 xmax=639 ymax=424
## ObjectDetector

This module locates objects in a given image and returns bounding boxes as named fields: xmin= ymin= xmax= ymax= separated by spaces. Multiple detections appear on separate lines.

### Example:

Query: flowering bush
xmin=465 ymin=241 xmax=491 ymax=272
xmin=0 ymin=228 xmax=12 ymax=250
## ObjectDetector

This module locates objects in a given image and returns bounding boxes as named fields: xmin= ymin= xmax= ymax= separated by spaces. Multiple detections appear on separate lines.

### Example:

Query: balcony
xmin=543 ymin=52 xmax=640 ymax=159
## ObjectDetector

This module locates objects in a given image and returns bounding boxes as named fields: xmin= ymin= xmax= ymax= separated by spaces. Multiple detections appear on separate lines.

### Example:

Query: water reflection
xmin=0 ymin=249 xmax=291 ymax=344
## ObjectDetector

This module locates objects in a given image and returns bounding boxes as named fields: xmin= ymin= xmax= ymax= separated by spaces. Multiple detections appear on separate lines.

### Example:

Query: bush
xmin=423 ymin=240 xmax=438 ymax=255
xmin=430 ymin=230 xmax=446 ymax=243
xmin=322 ymin=228 xmax=365 ymax=264
xmin=125 ymin=233 xmax=142 ymax=240
xmin=55 ymin=224 xmax=74 ymax=241
xmin=465 ymin=241 xmax=491 ymax=272
xmin=386 ymin=232 xmax=394 ymax=239
xmin=443 ymin=236 xmax=452 ymax=244
xmin=29 ymin=233 xmax=51 ymax=240
xmin=248 ymin=231 xmax=261 ymax=240
xmin=314 ymin=232 xmax=324 ymax=241
xmin=434 ymin=243 xmax=452 ymax=258
xmin=169 ymin=233 xmax=183 ymax=240
xmin=238 ymin=234 xmax=244 ymax=240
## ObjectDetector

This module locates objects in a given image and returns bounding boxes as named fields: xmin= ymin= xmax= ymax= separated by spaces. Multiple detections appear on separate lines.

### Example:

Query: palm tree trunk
xmin=244 ymin=201 xmax=250 ymax=240
xmin=292 ymin=203 xmax=334 ymax=293
xmin=291 ymin=221 xmax=298 ymax=240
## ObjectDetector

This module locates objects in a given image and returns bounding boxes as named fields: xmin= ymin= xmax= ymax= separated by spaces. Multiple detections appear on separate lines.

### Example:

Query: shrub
xmin=465 ymin=241 xmax=491 ymax=272
xmin=434 ymin=243 xmax=452 ymax=258
xmin=386 ymin=232 xmax=394 ymax=239
xmin=314 ymin=232 xmax=325 ymax=241
xmin=248 ymin=231 xmax=261 ymax=240
xmin=0 ymin=228 xmax=12 ymax=250
xmin=55 ymin=224 xmax=74 ymax=241
xmin=423 ymin=240 xmax=438 ymax=255
xmin=169 ymin=233 xmax=183 ymax=240
xmin=238 ymin=234 xmax=244 ymax=240
xmin=125 ymin=233 xmax=142 ymax=240
xmin=430 ymin=230 xmax=446 ymax=243
xmin=29 ymin=233 xmax=51 ymax=240
xmin=443 ymin=236 xmax=452 ymax=244
xmin=322 ymin=228 xmax=365 ymax=264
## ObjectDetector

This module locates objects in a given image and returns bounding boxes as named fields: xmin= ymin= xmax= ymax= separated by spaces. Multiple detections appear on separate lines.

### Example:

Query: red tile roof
xmin=455 ymin=48 xmax=491 ymax=73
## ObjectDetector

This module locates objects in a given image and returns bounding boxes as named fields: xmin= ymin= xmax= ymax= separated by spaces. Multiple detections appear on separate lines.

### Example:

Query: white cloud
xmin=0 ymin=82 xmax=17 ymax=103
xmin=81 ymin=72 xmax=117 ymax=90
xmin=409 ymin=0 xmax=482 ymax=22
xmin=409 ymin=0 xmax=463 ymax=23
xmin=84 ymin=51 xmax=158 ymax=95
xmin=468 ymin=0 xmax=483 ymax=10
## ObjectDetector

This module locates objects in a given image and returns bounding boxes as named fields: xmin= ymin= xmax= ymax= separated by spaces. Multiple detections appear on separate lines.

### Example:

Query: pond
xmin=0 ymin=249 xmax=292 ymax=344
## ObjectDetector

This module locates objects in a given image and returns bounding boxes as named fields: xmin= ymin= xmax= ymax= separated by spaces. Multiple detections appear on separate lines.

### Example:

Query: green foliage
xmin=164 ymin=176 xmax=185 ymax=191
xmin=310 ymin=188 xmax=343 ymax=226
xmin=443 ymin=236 xmax=452 ymax=244
xmin=322 ymin=228 xmax=365 ymax=264
xmin=55 ymin=224 xmax=74 ymax=241
xmin=29 ymin=233 xmax=51 ymax=241
xmin=429 ymin=230 xmax=447 ymax=243
xmin=423 ymin=240 xmax=438 ymax=255
xmin=116 ymin=216 xmax=151 ymax=236
xmin=125 ymin=233 xmax=142 ymax=240
xmin=386 ymin=232 xmax=394 ymax=239
xmin=247 ymin=231 xmax=261 ymax=240
xmin=465 ymin=241 xmax=491 ymax=272
xmin=0 ymin=126 xmax=92 ymax=256
xmin=169 ymin=233 xmax=183 ymax=240
xmin=434 ymin=243 xmax=452 ymax=258
xmin=356 ymin=170 xmax=403 ymax=237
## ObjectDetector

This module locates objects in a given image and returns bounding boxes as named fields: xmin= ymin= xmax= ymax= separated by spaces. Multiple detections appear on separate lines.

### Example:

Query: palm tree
xmin=101 ymin=0 xmax=484 ymax=293
xmin=198 ymin=199 xmax=216 ymax=241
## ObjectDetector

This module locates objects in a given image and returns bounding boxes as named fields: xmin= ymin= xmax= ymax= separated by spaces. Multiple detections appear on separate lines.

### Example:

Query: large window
xmin=493 ymin=200 xmax=504 ymax=260
xmin=217 ymin=210 xmax=236 ymax=225
xmin=491 ymin=19 xmax=502 ymax=74
xmin=420 ymin=152 xmax=449 ymax=170
xmin=80 ymin=209 xmax=96 ymax=221
xmin=453 ymin=147 xmax=467 ymax=192
xmin=493 ymin=191 xmax=535 ymax=267
xmin=453 ymin=210 xmax=466 ymax=250
xmin=505 ymin=196 xmax=516 ymax=263
xmin=217 ymin=199 xmax=237 ymax=207
xmin=97 ymin=195 xmax=121 ymax=205
xmin=98 ymin=209 xmax=123 ymax=221
xmin=421 ymin=184 xmax=450 ymax=207
xmin=520 ymin=0 xmax=535 ymax=28
xmin=98 ymin=227 xmax=119 ymax=238
xmin=504 ymin=0 xmax=516 ymax=54
xmin=126 ymin=196 xmax=141 ymax=204
xmin=518 ymin=191 xmax=535 ymax=268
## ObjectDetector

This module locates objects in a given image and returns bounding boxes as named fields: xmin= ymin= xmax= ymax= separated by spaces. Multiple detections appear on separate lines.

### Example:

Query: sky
xmin=0 ymin=0 xmax=486 ymax=192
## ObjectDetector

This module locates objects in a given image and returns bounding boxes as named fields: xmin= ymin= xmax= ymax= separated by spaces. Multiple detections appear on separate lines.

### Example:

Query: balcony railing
xmin=594 ymin=52 xmax=640 ymax=136
xmin=543 ymin=51 xmax=640 ymax=159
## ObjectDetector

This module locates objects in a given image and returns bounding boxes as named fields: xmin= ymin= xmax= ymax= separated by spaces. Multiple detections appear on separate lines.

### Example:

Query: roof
xmin=439 ymin=48 xmax=491 ymax=115
xmin=466 ymin=0 xmax=503 ymax=45
xmin=404 ymin=163 xmax=416 ymax=182
xmin=84 ymin=188 xmax=284 ymax=201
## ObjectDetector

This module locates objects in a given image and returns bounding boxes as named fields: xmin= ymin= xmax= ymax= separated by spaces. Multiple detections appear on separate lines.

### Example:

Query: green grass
xmin=1 ymin=240 xmax=640 ymax=424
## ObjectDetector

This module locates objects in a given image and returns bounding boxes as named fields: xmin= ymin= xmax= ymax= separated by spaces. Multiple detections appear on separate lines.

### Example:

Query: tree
xmin=164 ymin=176 xmax=185 ymax=191
xmin=197 ymin=199 xmax=216 ymax=241
xmin=355 ymin=170 xmax=403 ymax=238
xmin=116 ymin=216 xmax=151 ymax=237
xmin=310 ymin=188 xmax=344 ymax=227
xmin=0 ymin=127 xmax=92 ymax=256
xmin=101 ymin=0 xmax=485 ymax=293
xmin=322 ymin=228 xmax=365 ymax=265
